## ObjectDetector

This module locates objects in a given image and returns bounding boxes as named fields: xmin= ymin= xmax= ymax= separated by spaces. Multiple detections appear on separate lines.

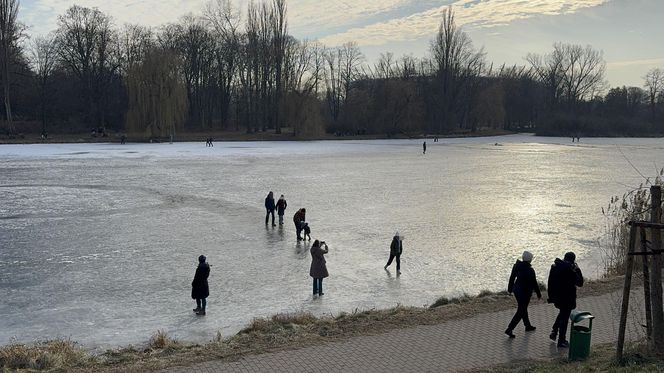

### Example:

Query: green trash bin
xmin=569 ymin=310 xmax=594 ymax=361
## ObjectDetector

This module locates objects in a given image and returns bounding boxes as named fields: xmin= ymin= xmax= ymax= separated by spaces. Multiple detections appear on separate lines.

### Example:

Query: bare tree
xmin=0 ymin=0 xmax=20 ymax=134
xmin=374 ymin=52 xmax=395 ymax=79
xmin=29 ymin=35 xmax=57 ymax=135
xmin=430 ymin=6 xmax=485 ymax=132
xmin=644 ymin=68 xmax=664 ymax=120
xmin=119 ymin=24 xmax=154 ymax=77
xmin=56 ymin=5 xmax=121 ymax=129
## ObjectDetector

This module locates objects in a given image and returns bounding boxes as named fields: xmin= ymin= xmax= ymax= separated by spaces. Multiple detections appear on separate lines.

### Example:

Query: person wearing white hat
xmin=504 ymin=250 xmax=542 ymax=338
xmin=384 ymin=232 xmax=403 ymax=274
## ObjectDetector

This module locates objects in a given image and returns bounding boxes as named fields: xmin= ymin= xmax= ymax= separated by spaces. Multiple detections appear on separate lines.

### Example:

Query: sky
xmin=18 ymin=0 xmax=664 ymax=87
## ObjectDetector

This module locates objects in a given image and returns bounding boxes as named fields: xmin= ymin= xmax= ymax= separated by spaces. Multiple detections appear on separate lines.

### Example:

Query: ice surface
xmin=1 ymin=134 xmax=662 ymax=349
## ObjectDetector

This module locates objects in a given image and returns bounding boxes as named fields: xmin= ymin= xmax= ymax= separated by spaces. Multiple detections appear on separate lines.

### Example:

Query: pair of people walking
xmin=505 ymin=251 xmax=583 ymax=348
xmin=265 ymin=192 xmax=288 ymax=226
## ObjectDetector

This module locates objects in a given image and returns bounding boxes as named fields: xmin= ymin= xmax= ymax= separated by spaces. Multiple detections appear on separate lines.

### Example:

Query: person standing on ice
xmin=192 ymin=255 xmax=210 ymax=316
xmin=310 ymin=240 xmax=329 ymax=296
xmin=384 ymin=232 xmax=403 ymax=274
xmin=423 ymin=141 xmax=427 ymax=154
xmin=265 ymin=191 xmax=276 ymax=226
xmin=276 ymin=194 xmax=288 ymax=225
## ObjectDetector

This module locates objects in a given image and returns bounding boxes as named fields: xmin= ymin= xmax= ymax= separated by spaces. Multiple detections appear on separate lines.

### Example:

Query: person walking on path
xmin=547 ymin=251 xmax=584 ymax=348
xmin=192 ymin=255 xmax=210 ymax=316
xmin=276 ymin=195 xmax=288 ymax=225
xmin=293 ymin=208 xmax=306 ymax=240
xmin=265 ymin=191 xmax=276 ymax=226
xmin=310 ymin=240 xmax=329 ymax=296
xmin=384 ymin=232 xmax=403 ymax=274
xmin=423 ymin=141 xmax=427 ymax=154
xmin=504 ymin=251 xmax=542 ymax=338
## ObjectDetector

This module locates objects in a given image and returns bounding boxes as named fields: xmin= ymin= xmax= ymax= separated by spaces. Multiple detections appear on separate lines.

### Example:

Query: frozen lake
xmin=0 ymin=134 xmax=662 ymax=349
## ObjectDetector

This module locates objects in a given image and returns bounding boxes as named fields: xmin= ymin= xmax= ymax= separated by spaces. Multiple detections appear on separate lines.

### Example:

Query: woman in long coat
xmin=309 ymin=240 xmax=329 ymax=296
xmin=192 ymin=255 xmax=210 ymax=315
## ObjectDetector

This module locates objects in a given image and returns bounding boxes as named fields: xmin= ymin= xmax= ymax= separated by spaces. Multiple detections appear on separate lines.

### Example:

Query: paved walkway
xmin=164 ymin=288 xmax=648 ymax=373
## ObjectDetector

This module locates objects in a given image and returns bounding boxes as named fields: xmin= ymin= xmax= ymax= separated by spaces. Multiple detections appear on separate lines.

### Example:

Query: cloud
xmin=318 ymin=0 xmax=609 ymax=47
xmin=607 ymin=57 xmax=664 ymax=68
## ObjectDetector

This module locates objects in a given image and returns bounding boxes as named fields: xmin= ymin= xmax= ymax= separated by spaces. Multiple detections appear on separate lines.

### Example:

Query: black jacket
xmin=265 ymin=195 xmax=276 ymax=211
xmin=276 ymin=198 xmax=287 ymax=215
xmin=547 ymin=258 xmax=583 ymax=309
xmin=191 ymin=263 xmax=210 ymax=299
xmin=507 ymin=260 xmax=541 ymax=299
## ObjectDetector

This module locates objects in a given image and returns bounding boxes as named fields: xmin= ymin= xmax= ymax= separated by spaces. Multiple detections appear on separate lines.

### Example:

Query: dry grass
xmin=2 ymin=276 xmax=627 ymax=373
xmin=0 ymin=339 xmax=94 ymax=371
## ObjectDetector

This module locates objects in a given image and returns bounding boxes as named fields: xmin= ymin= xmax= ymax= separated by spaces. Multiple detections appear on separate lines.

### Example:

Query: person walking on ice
xmin=384 ymin=232 xmax=403 ymax=274
xmin=265 ymin=191 xmax=276 ymax=226
xmin=276 ymin=194 xmax=287 ymax=225
xmin=192 ymin=255 xmax=210 ymax=316
xmin=547 ymin=251 xmax=584 ymax=348
xmin=422 ymin=141 xmax=427 ymax=154
xmin=504 ymin=250 xmax=541 ymax=338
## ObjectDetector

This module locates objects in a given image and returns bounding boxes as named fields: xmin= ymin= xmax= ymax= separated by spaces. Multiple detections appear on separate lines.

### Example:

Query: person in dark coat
xmin=310 ymin=240 xmax=329 ymax=296
xmin=505 ymin=251 xmax=542 ymax=338
xmin=423 ymin=141 xmax=427 ymax=154
xmin=265 ymin=191 xmax=276 ymax=226
xmin=384 ymin=232 xmax=403 ymax=274
xmin=293 ymin=208 xmax=306 ymax=240
xmin=547 ymin=251 xmax=584 ymax=348
xmin=276 ymin=195 xmax=288 ymax=225
xmin=192 ymin=255 xmax=210 ymax=315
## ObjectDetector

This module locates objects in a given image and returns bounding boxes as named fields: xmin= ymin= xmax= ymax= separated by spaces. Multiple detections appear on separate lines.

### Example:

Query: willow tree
xmin=126 ymin=48 xmax=187 ymax=140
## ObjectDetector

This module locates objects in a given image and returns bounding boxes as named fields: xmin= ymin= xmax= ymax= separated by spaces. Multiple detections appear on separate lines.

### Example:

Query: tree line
xmin=1 ymin=0 xmax=663 ymax=140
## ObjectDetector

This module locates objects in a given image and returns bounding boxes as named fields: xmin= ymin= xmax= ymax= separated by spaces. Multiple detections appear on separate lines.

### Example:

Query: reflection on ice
xmin=0 ymin=134 xmax=660 ymax=348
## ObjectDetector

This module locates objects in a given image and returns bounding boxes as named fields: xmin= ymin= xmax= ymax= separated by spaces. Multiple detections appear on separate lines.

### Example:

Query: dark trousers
xmin=295 ymin=221 xmax=302 ymax=239
xmin=265 ymin=209 xmax=275 ymax=225
xmin=196 ymin=298 xmax=207 ymax=311
xmin=552 ymin=307 xmax=573 ymax=341
xmin=507 ymin=294 xmax=532 ymax=330
xmin=386 ymin=254 xmax=400 ymax=271
xmin=313 ymin=278 xmax=323 ymax=295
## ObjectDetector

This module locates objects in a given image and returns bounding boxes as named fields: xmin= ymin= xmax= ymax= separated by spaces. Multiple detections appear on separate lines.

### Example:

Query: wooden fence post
xmin=617 ymin=224 xmax=638 ymax=361
xmin=640 ymin=228 xmax=652 ymax=340
xmin=650 ymin=185 xmax=664 ymax=354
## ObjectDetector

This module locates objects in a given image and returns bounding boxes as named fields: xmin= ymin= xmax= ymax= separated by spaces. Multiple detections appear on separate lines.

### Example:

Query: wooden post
xmin=617 ymin=224 xmax=637 ymax=361
xmin=640 ymin=228 xmax=653 ymax=340
xmin=650 ymin=185 xmax=664 ymax=354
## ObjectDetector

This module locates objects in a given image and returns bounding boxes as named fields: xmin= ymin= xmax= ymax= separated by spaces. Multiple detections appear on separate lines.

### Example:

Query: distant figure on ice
xmin=423 ymin=141 xmax=427 ymax=154
xmin=205 ymin=137 xmax=214 ymax=147
xmin=384 ymin=232 xmax=403 ymax=275
xmin=504 ymin=251 xmax=541 ymax=338
xmin=547 ymin=251 xmax=584 ymax=348
xmin=120 ymin=134 xmax=126 ymax=144
xmin=310 ymin=240 xmax=329 ymax=296
xmin=192 ymin=255 xmax=210 ymax=316
xmin=265 ymin=191 xmax=276 ymax=226
xmin=276 ymin=194 xmax=288 ymax=225
xmin=293 ymin=208 xmax=306 ymax=240
xmin=302 ymin=222 xmax=311 ymax=241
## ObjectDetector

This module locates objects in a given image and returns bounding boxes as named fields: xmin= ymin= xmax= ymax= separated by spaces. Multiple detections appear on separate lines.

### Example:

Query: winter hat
xmin=198 ymin=255 xmax=206 ymax=263
xmin=564 ymin=252 xmax=576 ymax=263
xmin=522 ymin=251 xmax=533 ymax=263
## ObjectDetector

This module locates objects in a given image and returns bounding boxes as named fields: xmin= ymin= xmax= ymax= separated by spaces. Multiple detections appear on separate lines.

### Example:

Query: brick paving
xmin=164 ymin=289 xmax=648 ymax=373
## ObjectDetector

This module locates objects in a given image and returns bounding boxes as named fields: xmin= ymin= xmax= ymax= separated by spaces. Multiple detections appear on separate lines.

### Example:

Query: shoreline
xmin=0 ymin=275 xmax=625 ymax=372
xmin=0 ymin=129 xmax=515 ymax=145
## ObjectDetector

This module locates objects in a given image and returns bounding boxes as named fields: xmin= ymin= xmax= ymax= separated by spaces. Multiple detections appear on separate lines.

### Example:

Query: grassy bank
xmin=0 ymin=275 xmax=625 ymax=372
